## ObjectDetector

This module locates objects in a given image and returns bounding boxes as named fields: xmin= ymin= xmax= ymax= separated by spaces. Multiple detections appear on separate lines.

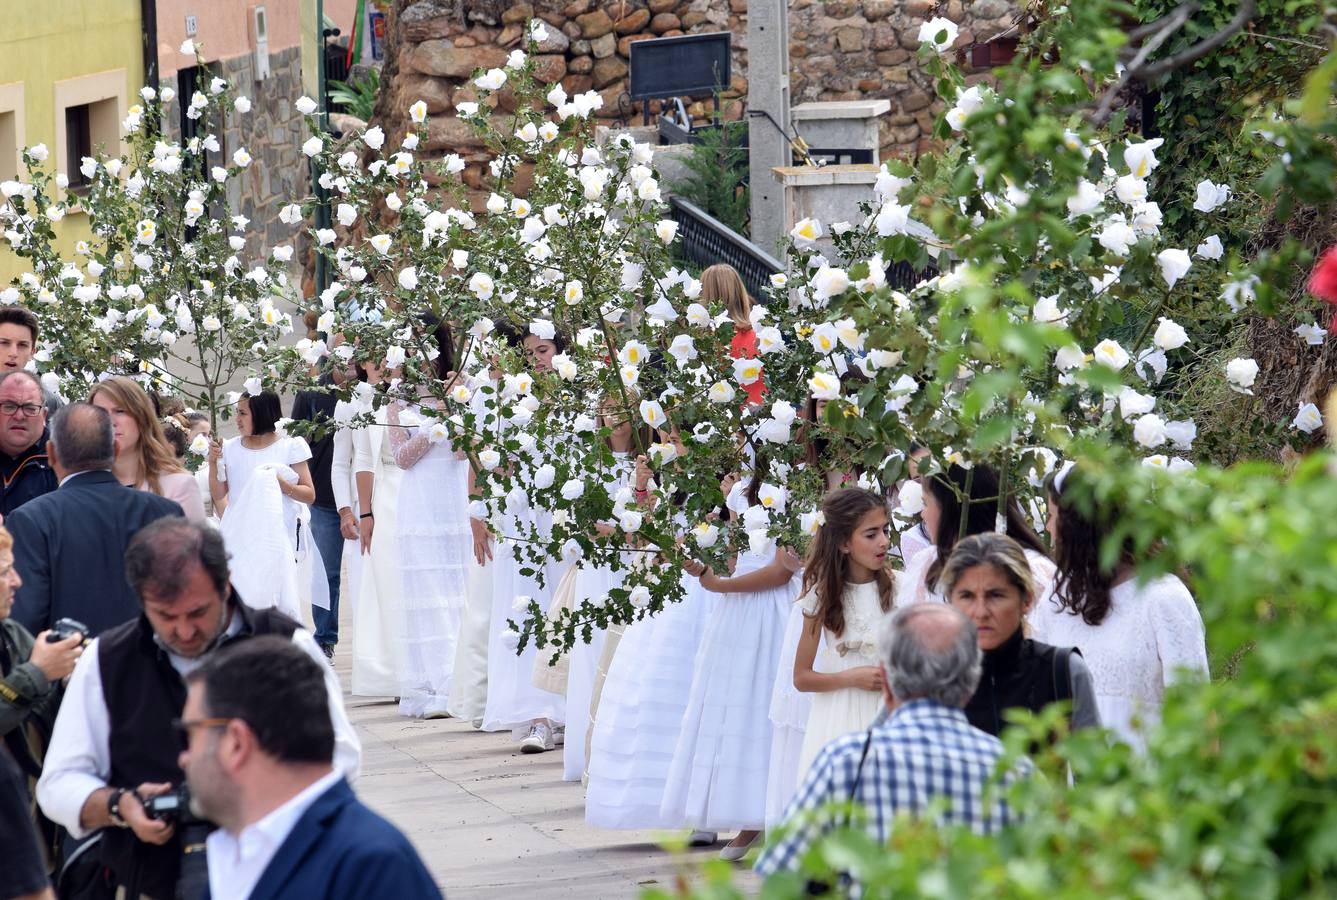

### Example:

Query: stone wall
xmin=216 ymin=45 xmax=309 ymax=258
xmin=375 ymin=0 xmax=1015 ymax=207
xmin=164 ymin=45 xmax=308 ymax=261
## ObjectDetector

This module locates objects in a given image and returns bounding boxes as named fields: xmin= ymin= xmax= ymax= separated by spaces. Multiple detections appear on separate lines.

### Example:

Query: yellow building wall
xmin=0 ymin=0 xmax=144 ymax=282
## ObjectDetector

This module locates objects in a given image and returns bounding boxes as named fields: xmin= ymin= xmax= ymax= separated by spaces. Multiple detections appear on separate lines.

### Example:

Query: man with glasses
xmin=36 ymin=518 xmax=360 ymax=900
xmin=180 ymin=637 xmax=438 ymax=900
xmin=0 ymin=372 xmax=57 ymax=518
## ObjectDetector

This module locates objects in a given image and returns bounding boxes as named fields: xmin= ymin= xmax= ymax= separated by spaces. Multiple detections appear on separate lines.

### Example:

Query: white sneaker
xmin=552 ymin=725 xmax=565 ymax=747
xmin=520 ymin=722 xmax=554 ymax=753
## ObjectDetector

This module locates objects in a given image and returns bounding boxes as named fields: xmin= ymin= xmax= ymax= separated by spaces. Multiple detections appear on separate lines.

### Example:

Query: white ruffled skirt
xmin=660 ymin=555 xmax=798 ymax=831
xmin=585 ymin=576 xmax=717 ymax=829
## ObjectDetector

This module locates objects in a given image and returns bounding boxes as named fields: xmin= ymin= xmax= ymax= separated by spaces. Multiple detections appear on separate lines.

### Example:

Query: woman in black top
xmin=940 ymin=533 xmax=1100 ymax=737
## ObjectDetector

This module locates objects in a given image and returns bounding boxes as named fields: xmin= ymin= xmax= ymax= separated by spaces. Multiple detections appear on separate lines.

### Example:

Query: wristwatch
xmin=107 ymin=788 xmax=131 ymax=828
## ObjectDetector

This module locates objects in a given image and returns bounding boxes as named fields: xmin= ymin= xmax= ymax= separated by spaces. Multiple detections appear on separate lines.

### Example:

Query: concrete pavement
xmin=333 ymin=652 xmax=762 ymax=898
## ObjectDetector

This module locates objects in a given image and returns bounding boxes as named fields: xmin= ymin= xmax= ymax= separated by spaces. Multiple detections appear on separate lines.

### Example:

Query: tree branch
xmin=1130 ymin=0 xmax=1258 ymax=82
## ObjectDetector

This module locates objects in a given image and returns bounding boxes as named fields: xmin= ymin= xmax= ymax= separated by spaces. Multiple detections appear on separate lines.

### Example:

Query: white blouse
xmin=1029 ymin=573 xmax=1209 ymax=751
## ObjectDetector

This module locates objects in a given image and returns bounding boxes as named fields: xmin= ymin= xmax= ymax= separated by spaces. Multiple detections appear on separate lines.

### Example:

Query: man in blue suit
xmin=182 ymin=635 xmax=442 ymax=900
xmin=8 ymin=402 xmax=183 ymax=636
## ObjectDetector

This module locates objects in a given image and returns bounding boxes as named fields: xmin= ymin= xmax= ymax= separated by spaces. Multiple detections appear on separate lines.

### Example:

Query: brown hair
xmin=0 ymin=525 xmax=12 ymax=554
xmin=800 ymin=488 xmax=894 ymax=638
xmin=701 ymin=264 xmax=752 ymax=330
xmin=88 ymin=377 xmax=186 ymax=493
xmin=1046 ymin=467 xmax=1134 ymax=626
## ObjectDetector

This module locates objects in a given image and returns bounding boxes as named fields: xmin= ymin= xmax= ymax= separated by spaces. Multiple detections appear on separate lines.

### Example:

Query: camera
xmin=143 ymin=784 xmax=195 ymax=823
xmin=143 ymin=785 xmax=212 ymax=900
xmin=46 ymin=617 xmax=88 ymax=643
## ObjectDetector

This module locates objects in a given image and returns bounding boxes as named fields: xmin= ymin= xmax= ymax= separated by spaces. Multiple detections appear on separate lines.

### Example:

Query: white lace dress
xmin=562 ymin=451 xmax=632 ymax=782
xmin=388 ymin=403 xmax=470 ymax=718
xmin=896 ymin=545 xmax=1057 ymax=607
xmin=660 ymin=548 xmax=799 ymax=832
xmin=765 ymin=597 xmax=814 ymax=828
xmin=585 ymin=574 xmax=718 ymax=829
xmin=797 ymin=581 xmax=888 ymax=773
xmin=1029 ymin=573 xmax=1208 ymax=751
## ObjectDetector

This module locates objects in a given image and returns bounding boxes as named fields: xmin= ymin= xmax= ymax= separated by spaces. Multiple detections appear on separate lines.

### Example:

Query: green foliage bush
xmin=667 ymin=116 xmax=750 ymax=238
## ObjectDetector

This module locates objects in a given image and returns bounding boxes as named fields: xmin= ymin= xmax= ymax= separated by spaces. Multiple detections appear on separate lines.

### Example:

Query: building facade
xmin=0 ymin=0 xmax=144 ymax=280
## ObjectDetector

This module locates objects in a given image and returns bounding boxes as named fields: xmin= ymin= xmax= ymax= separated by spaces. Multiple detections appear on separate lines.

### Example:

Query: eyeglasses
xmin=0 ymin=401 xmax=42 ymax=418
xmin=171 ymin=717 xmax=233 ymax=748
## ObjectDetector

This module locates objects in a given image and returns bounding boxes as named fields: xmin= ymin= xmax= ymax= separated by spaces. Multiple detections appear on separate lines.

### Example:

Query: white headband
xmin=1053 ymin=459 xmax=1076 ymax=493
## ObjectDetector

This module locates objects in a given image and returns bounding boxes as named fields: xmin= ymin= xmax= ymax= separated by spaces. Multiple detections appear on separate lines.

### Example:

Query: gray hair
xmin=940 ymin=533 xmax=1036 ymax=606
xmin=877 ymin=604 xmax=981 ymax=707
xmin=50 ymin=403 xmax=115 ymax=473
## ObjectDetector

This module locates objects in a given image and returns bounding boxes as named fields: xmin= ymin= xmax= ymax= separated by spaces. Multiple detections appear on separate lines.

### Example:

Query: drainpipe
xmin=140 ymin=0 xmax=160 ymax=93
xmin=314 ymin=0 xmax=331 ymax=295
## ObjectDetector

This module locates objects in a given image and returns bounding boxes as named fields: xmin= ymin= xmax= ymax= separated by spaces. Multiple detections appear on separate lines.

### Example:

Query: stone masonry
xmin=217 ymin=46 xmax=309 ymax=259
xmin=373 ymin=0 xmax=1017 ymax=209
xmin=164 ymin=45 xmax=309 ymax=263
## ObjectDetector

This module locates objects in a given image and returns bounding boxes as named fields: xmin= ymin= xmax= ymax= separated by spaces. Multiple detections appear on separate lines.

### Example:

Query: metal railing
xmin=668 ymin=196 xmax=783 ymax=300
xmin=668 ymin=195 xmax=938 ymax=297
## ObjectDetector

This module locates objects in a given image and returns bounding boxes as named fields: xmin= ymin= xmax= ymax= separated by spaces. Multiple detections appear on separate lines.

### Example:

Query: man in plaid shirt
xmin=756 ymin=604 xmax=1033 ymax=876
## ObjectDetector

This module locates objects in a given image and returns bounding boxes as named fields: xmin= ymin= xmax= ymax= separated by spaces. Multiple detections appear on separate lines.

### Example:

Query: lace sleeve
xmin=1148 ymin=575 xmax=1210 ymax=686
xmin=387 ymin=403 xmax=433 ymax=471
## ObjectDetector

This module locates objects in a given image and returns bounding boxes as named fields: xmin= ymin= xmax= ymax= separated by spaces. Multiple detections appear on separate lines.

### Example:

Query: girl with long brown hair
xmin=702 ymin=263 xmax=766 ymax=405
xmin=792 ymin=488 xmax=894 ymax=772
xmin=88 ymin=377 xmax=206 ymax=521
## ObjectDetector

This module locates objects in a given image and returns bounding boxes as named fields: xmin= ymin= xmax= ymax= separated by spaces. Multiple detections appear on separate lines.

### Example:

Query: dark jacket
xmin=211 ymin=778 xmax=443 ymax=900
xmin=965 ymin=627 xmax=1100 ymax=738
xmin=8 ymin=469 xmax=183 ymax=636
xmin=0 ymin=428 xmax=58 ymax=517
xmin=0 ymin=617 xmax=58 ymax=741
xmin=292 ymin=375 xmax=338 ymax=509
xmin=98 ymin=599 xmax=299 ymax=899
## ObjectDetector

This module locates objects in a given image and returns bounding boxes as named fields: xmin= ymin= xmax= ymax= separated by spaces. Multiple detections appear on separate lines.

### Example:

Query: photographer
xmin=36 ymin=518 xmax=361 ymax=900
xmin=1 ymin=521 xmax=76 ymax=900
xmin=1 ymin=525 xmax=82 ymax=743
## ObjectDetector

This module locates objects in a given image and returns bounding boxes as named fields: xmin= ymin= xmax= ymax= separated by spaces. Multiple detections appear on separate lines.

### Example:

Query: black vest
xmin=96 ymin=597 xmax=299 ymax=899
xmin=965 ymin=628 xmax=1077 ymax=738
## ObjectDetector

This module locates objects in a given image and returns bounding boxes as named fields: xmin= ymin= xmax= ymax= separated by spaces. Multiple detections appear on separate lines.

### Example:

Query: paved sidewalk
xmin=333 ymin=653 xmax=761 ymax=898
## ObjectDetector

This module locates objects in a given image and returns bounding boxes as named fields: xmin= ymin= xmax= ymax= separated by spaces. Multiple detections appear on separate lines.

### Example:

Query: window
xmin=0 ymin=111 xmax=16 ymax=182
xmin=63 ymin=98 xmax=119 ymax=192
xmin=54 ymin=70 xmax=125 ymax=201
xmin=0 ymin=82 xmax=23 ymax=183
xmin=64 ymin=104 xmax=93 ymax=190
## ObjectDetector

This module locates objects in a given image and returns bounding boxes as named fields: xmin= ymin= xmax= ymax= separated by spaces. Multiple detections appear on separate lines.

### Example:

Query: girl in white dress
xmin=481 ymin=327 xmax=568 ymax=751
xmin=585 ymin=437 xmax=719 ymax=834
xmin=562 ymin=406 xmax=643 ymax=781
xmin=1031 ymin=465 xmax=1209 ymax=750
xmin=896 ymin=463 xmax=1055 ymax=608
xmin=664 ymin=474 xmax=802 ymax=861
xmin=207 ymin=391 xmax=316 ymax=622
xmin=350 ymin=359 xmax=402 ymax=698
xmin=450 ymin=366 xmax=501 ymax=725
xmin=386 ymin=332 xmax=472 ymax=718
xmin=793 ymin=488 xmax=895 ymax=773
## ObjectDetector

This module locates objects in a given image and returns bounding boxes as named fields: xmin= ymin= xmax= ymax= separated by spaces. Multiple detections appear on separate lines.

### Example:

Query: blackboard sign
xmin=629 ymin=32 xmax=732 ymax=102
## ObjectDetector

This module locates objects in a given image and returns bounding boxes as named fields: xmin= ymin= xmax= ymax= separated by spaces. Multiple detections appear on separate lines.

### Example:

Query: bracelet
xmin=360 ymin=512 xmax=374 ymax=519
xmin=107 ymin=788 xmax=130 ymax=828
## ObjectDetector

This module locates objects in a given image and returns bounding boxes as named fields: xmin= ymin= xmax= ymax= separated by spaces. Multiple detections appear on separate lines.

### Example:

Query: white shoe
xmin=719 ymin=832 xmax=762 ymax=861
xmin=552 ymin=725 xmax=565 ymax=747
xmin=519 ymin=722 xmax=554 ymax=753
xmin=471 ymin=717 xmax=484 ymax=730
xmin=688 ymin=830 xmax=718 ymax=847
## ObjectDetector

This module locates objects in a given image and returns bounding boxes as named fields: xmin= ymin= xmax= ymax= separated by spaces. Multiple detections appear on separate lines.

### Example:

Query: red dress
xmin=730 ymin=326 xmax=766 ymax=405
